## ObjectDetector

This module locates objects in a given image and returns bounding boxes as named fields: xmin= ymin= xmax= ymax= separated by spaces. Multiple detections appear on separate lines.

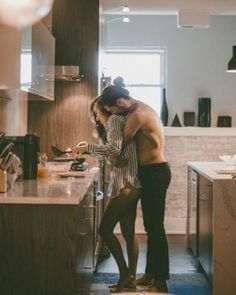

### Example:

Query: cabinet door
xmin=41 ymin=10 xmax=52 ymax=33
xmin=75 ymin=186 xmax=94 ymax=294
xmin=0 ymin=25 xmax=20 ymax=91
xmin=187 ymin=167 xmax=198 ymax=257
xmin=198 ymin=175 xmax=213 ymax=283
xmin=31 ymin=21 xmax=55 ymax=100
xmin=93 ymin=178 xmax=104 ymax=268
xmin=21 ymin=22 xmax=55 ymax=100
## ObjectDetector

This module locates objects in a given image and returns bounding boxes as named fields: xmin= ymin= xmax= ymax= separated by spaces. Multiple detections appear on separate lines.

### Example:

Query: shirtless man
xmin=99 ymin=83 xmax=171 ymax=293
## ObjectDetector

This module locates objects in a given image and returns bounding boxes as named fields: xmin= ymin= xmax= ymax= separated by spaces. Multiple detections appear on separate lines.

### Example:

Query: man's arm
xmin=123 ymin=112 xmax=143 ymax=146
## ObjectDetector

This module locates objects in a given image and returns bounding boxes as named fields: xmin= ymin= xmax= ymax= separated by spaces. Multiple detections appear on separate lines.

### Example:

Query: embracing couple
xmin=78 ymin=77 xmax=171 ymax=293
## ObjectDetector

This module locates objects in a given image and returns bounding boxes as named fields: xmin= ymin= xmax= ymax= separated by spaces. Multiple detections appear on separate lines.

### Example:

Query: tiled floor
xmin=90 ymin=234 xmax=196 ymax=294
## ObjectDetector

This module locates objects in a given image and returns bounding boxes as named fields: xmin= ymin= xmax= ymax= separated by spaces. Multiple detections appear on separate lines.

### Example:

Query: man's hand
xmin=109 ymin=156 xmax=128 ymax=168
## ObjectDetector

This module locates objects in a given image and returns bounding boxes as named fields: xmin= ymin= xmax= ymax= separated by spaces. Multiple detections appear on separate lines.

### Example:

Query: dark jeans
xmin=138 ymin=162 xmax=171 ymax=280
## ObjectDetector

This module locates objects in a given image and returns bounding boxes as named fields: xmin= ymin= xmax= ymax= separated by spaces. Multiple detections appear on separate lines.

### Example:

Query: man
xmin=99 ymin=83 xmax=171 ymax=293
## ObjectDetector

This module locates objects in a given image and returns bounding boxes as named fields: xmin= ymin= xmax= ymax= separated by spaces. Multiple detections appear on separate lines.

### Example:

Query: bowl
xmin=219 ymin=154 xmax=236 ymax=165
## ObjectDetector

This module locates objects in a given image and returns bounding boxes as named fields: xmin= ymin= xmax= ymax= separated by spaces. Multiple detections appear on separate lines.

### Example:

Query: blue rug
xmin=92 ymin=272 xmax=211 ymax=295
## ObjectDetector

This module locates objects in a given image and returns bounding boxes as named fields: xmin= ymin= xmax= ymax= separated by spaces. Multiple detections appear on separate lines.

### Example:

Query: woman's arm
xmin=87 ymin=116 xmax=123 ymax=157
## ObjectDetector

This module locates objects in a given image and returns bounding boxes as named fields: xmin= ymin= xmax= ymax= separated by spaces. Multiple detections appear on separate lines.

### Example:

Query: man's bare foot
xmin=136 ymin=273 xmax=154 ymax=286
xmin=108 ymin=277 xmax=136 ymax=289
xmin=145 ymin=279 xmax=168 ymax=293
xmin=110 ymin=274 xmax=134 ymax=293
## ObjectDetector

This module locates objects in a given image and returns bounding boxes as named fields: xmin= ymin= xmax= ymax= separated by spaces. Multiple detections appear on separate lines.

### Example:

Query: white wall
xmin=104 ymin=15 xmax=236 ymax=126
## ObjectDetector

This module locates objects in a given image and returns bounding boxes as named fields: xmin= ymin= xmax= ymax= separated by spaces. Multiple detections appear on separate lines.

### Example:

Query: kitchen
xmin=0 ymin=0 xmax=236 ymax=295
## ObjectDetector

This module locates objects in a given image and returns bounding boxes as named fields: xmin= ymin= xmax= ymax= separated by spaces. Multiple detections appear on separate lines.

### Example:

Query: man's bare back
xmin=123 ymin=100 xmax=166 ymax=166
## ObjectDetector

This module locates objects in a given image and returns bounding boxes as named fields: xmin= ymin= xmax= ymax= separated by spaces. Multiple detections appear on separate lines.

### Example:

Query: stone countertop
xmin=187 ymin=161 xmax=236 ymax=182
xmin=0 ymin=167 xmax=100 ymax=205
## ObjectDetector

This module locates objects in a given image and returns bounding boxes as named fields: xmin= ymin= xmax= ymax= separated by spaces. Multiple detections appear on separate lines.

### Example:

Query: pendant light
xmin=0 ymin=0 xmax=54 ymax=29
xmin=227 ymin=46 xmax=236 ymax=73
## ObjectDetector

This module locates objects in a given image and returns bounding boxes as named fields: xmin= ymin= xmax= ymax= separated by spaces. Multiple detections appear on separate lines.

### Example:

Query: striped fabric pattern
xmin=87 ymin=115 xmax=141 ymax=198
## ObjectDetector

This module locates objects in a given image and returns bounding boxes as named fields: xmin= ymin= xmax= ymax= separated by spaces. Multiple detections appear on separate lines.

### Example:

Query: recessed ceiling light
xmin=123 ymin=5 xmax=130 ymax=13
xmin=123 ymin=16 xmax=130 ymax=23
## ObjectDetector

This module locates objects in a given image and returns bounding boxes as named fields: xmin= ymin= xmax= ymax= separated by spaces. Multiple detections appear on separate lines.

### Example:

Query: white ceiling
xmin=100 ymin=0 xmax=236 ymax=15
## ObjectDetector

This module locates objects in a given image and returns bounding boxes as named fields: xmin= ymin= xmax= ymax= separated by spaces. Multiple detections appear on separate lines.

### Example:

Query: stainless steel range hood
xmin=55 ymin=66 xmax=81 ymax=81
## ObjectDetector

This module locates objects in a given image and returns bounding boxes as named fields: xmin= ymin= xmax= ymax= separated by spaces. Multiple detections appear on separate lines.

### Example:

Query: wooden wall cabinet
xmin=28 ymin=0 xmax=100 ymax=156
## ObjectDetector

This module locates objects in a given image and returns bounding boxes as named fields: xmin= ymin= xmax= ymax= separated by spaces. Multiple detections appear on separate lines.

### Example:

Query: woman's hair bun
xmin=113 ymin=76 xmax=125 ymax=87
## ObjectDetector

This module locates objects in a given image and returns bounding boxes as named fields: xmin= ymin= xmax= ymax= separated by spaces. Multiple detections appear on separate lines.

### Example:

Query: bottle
xmin=0 ymin=169 xmax=7 ymax=193
xmin=23 ymin=134 xmax=39 ymax=179
xmin=38 ymin=152 xmax=50 ymax=178
xmin=160 ymin=88 xmax=169 ymax=126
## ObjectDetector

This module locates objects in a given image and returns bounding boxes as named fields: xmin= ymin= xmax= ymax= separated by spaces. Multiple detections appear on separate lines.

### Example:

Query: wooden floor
xmin=91 ymin=234 xmax=197 ymax=294
xmin=96 ymin=234 xmax=195 ymax=274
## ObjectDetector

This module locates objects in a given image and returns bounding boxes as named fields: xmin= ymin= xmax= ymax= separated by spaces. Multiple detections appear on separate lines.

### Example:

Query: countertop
xmin=187 ymin=161 xmax=236 ymax=182
xmin=0 ymin=167 xmax=100 ymax=205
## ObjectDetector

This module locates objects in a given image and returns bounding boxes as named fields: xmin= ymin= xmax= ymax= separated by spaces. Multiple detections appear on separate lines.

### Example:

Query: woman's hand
xmin=75 ymin=141 xmax=88 ymax=155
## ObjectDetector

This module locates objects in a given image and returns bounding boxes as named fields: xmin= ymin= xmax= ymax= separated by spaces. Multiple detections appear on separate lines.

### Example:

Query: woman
xmin=78 ymin=96 xmax=141 ymax=292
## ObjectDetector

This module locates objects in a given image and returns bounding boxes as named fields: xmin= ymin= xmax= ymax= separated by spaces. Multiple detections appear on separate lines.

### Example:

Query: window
xmin=102 ymin=49 xmax=166 ymax=115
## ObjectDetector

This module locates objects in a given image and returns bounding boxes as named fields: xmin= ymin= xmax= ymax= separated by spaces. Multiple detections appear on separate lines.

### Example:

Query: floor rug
xmin=92 ymin=272 xmax=211 ymax=295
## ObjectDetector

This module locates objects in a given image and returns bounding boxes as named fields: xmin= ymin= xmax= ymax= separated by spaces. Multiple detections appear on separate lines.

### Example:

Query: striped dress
xmin=87 ymin=114 xmax=141 ymax=198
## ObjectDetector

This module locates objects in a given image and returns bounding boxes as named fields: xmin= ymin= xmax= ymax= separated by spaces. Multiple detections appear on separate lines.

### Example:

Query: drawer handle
xmin=78 ymin=232 xmax=86 ymax=236
xmin=200 ymin=194 xmax=208 ymax=201
xmin=96 ymin=191 xmax=104 ymax=200
xmin=74 ymin=232 xmax=86 ymax=238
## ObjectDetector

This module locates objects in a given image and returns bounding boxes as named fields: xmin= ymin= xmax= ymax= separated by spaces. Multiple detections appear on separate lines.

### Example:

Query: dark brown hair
xmin=90 ymin=96 xmax=111 ymax=144
xmin=99 ymin=76 xmax=130 ymax=107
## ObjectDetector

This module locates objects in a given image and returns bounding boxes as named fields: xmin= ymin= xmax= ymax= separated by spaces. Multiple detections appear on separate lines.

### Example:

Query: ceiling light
xmin=123 ymin=16 xmax=130 ymax=23
xmin=227 ymin=46 xmax=236 ymax=73
xmin=122 ymin=5 xmax=130 ymax=13
xmin=0 ymin=0 xmax=54 ymax=28
xmin=104 ymin=4 xmax=130 ymax=15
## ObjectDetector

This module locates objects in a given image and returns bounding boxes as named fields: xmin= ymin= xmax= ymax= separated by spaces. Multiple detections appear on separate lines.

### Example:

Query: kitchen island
xmin=187 ymin=162 xmax=236 ymax=295
xmin=0 ymin=167 xmax=101 ymax=295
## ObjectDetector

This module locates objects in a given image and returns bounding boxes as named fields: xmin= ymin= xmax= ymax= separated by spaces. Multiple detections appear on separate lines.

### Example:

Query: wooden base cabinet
xmin=0 ymin=190 xmax=95 ymax=295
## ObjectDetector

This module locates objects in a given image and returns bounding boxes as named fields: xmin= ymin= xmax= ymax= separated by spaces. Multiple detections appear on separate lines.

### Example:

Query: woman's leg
xmin=99 ymin=186 xmax=138 ymax=291
xmin=120 ymin=197 xmax=139 ymax=280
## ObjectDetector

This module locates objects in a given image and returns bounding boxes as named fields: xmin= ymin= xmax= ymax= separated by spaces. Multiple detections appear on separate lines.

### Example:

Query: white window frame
xmin=104 ymin=47 xmax=166 ymax=89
